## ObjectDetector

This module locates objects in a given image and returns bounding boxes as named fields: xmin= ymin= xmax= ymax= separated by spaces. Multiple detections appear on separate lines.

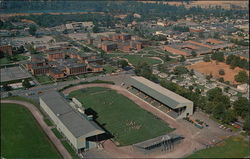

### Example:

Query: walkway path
xmin=62 ymin=83 xmax=202 ymax=158
xmin=0 ymin=100 xmax=72 ymax=159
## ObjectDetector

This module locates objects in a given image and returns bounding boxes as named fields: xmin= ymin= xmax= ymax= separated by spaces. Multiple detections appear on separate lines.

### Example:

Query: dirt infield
xmin=188 ymin=61 xmax=249 ymax=84
xmin=0 ymin=100 xmax=72 ymax=159
xmin=62 ymin=84 xmax=202 ymax=158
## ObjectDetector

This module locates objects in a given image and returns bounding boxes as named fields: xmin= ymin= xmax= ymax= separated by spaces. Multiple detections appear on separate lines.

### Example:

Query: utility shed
xmin=39 ymin=91 xmax=105 ymax=152
xmin=126 ymin=76 xmax=193 ymax=119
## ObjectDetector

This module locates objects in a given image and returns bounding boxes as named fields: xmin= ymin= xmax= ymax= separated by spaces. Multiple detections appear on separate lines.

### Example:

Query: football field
xmin=69 ymin=87 xmax=174 ymax=146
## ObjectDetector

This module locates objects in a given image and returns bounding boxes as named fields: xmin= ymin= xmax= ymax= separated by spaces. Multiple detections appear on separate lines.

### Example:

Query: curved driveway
xmin=0 ymin=100 xmax=72 ymax=159
xmin=62 ymin=83 xmax=202 ymax=158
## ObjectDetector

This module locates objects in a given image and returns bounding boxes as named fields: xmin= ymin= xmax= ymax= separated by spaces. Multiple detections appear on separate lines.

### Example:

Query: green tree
xmin=221 ymin=109 xmax=236 ymax=124
xmin=92 ymin=25 xmax=100 ymax=33
xmin=163 ymin=55 xmax=171 ymax=62
xmin=233 ymin=97 xmax=249 ymax=118
xmin=117 ymin=60 xmax=129 ymax=69
xmin=207 ymin=87 xmax=223 ymax=101
xmin=211 ymin=51 xmax=224 ymax=62
xmin=173 ymin=66 xmax=189 ymax=75
xmin=206 ymin=73 xmax=213 ymax=80
xmin=179 ymin=55 xmax=186 ymax=62
xmin=234 ymin=71 xmax=249 ymax=83
xmin=203 ymin=54 xmax=210 ymax=62
xmin=189 ymin=69 xmax=194 ymax=76
xmin=29 ymin=25 xmax=37 ymax=36
xmin=2 ymin=84 xmax=12 ymax=91
xmin=219 ymin=69 xmax=225 ymax=75
xmin=224 ymin=86 xmax=230 ymax=93
xmin=213 ymin=102 xmax=226 ymax=120
xmin=22 ymin=79 xmax=32 ymax=89
xmin=191 ymin=50 xmax=197 ymax=57
xmin=218 ymin=77 xmax=224 ymax=82
xmin=243 ymin=115 xmax=250 ymax=135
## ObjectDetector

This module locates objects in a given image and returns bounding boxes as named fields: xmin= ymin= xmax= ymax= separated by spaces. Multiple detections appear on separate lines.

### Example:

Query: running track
xmin=62 ymin=83 xmax=202 ymax=158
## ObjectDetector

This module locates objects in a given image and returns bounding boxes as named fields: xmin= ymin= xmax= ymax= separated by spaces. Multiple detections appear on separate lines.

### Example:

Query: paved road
xmin=0 ymin=73 xmax=132 ymax=100
xmin=0 ymin=100 xmax=72 ymax=159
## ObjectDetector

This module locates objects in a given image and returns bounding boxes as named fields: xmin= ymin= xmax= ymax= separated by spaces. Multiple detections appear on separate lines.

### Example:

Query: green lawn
xmin=57 ymin=76 xmax=77 ymax=82
xmin=61 ymin=141 xmax=80 ymax=159
xmin=123 ymin=55 xmax=161 ymax=66
xmin=108 ymin=54 xmax=161 ymax=66
xmin=69 ymin=87 xmax=174 ymax=146
xmin=44 ymin=118 xmax=54 ymax=126
xmin=0 ymin=54 xmax=29 ymax=65
xmin=187 ymin=136 xmax=250 ymax=158
xmin=1 ymin=103 xmax=61 ymax=159
xmin=103 ymin=64 xmax=116 ymax=73
xmin=52 ymin=128 xmax=64 ymax=139
xmin=35 ymin=75 xmax=55 ymax=85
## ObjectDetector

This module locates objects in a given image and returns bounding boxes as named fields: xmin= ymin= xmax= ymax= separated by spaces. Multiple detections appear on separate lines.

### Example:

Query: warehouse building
xmin=126 ymin=76 xmax=193 ymax=119
xmin=40 ymin=91 xmax=105 ymax=153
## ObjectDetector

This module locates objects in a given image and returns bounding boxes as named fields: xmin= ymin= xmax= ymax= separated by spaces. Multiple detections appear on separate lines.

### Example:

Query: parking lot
xmin=178 ymin=111 xmax=234 ymax=147
xmin=0 ymin=66 xmax=32 ymax=83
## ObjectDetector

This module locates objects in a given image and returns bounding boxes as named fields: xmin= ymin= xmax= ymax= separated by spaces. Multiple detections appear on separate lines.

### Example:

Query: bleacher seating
xmin=127 ymin=86 xmax=179 ymax=119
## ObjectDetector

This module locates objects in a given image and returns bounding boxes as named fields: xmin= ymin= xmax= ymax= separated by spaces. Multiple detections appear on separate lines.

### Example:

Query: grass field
xmin=69 ymin=87 xmax=174 ymax=146
xmin=108 ymin=54 xmax=162 ymax=66
xmin=123 ymin=55 xmax=161 ymax=66
xmin=103 ymin=64 xmax=116 ymax=74
xmin=187 ymin=136 xmax=250 ymax=158
xmin=35 ymin=75 xmax=55 ymax=85
xmin=0 ymin=55 xmax=29 ymax=65
xmin=1 ymin=103 xmax=61 ymax=158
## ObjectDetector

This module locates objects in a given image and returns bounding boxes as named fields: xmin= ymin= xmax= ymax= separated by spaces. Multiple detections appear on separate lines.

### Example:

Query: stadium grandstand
xmin=133 ymin=134 xmax=183 ymax=154
xmin=125 ymin=76 xmax=194 ymax=119
xmin=40 ymin=91 xmax=105 ymax=153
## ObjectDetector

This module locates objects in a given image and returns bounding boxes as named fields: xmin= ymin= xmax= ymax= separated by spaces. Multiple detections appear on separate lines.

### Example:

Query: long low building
xmin=133 ymin=134 xmax=183 ymax=154
xmin=39 ymin=91 xmax=105 ymax=153
xmin=126 ymin=76 xmax=193 ymax=119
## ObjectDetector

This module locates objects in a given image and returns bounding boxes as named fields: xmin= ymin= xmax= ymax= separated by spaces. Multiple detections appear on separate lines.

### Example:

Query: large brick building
xmin=30 ymin=65 xmax=50 ymax=75
xmin=65 ymin=63 xmax=87 ymax=75
xmin=49 ymin=68 xmax=65 ymax=79
xmin=47 ymin=51 xmax=66 ymax=61
xmin=25 ymin=47 xmax=104 ymax=80
xmin=0 ymin=45 xmax=13 ymax=56
xmin=101 ymin=42 xmax=118 ymax=52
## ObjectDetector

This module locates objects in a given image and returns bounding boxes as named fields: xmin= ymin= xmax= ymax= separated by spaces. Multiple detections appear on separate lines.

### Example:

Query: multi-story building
xmin=47 ymin=51 xmax=66 ymax=61
xmin=30 ymin=65 xmax=50 ymax=75
xmin=101 ymin=42 xmax=117 ymax=52
xmin=49 ymin=68 xmax=65 ymax=80
xmin=0 ymin=45 xmax=13 ymax=56
xmin=65 ymin=63 xmax=87 ymax=75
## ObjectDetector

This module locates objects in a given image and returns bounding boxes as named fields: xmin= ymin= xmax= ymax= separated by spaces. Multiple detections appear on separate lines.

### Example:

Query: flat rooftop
xmin=40 ymin=91 xmax=105 ymax=138
xmin=0 ymin=66 xmax=32 ymax=83
xmin=127 ymin=76 xmax=193 ymax=108
xmin=134 ymin=133 xmax=181 ymax=149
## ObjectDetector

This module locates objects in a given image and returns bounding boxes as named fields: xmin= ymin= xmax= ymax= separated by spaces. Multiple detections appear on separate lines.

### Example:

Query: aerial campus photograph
xmin=0 ymin=0 xmax=249 ymax=159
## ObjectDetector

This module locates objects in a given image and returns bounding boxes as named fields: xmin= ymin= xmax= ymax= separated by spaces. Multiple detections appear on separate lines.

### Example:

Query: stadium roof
xmin=40 ymin=91 xmax=105 ymax=138
xmin=127 ymin=76 xmax=193 ymax=109
xmin=134 ymin=133 xmax=182 ymax=149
